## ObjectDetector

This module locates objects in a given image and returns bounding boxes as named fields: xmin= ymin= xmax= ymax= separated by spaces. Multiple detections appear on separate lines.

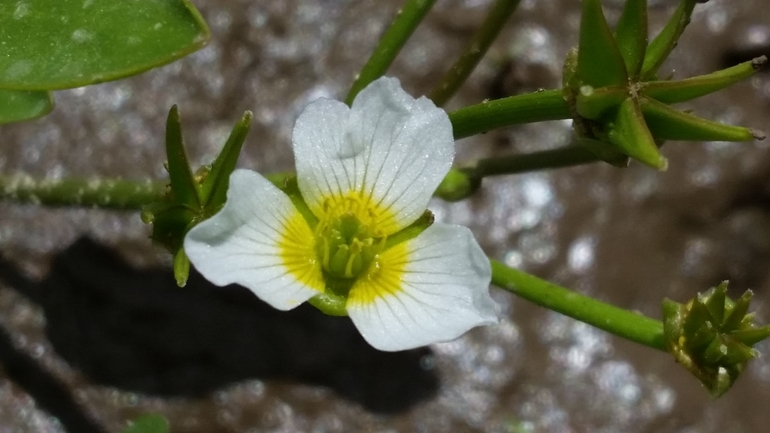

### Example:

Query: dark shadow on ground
xmin=0 ymin=237 xmax=439 ymax=420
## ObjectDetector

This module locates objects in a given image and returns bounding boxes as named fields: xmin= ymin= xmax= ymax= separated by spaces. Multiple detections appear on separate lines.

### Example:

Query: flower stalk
xmin=429 ymin=0 xmax=522 ymax=106
xmin=345 ymin=0 xmax=437 ymax=105
xmin=491 ymin=260 xmax=667 ymax=351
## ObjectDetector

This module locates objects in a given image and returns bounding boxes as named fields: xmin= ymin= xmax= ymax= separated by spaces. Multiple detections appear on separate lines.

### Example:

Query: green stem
xmin=0 ymin=171 xmax=294 ymax=210
xmin=491 ymin=260 xmax=667 ymax=350
xmin=473 ymin=145 xmax=598 ymax=177
xmin=428 ymin=0 xmax=521 ymax=106
xmin=345 ymin=0 xmax=437 ymax=105
xmin=1 ymin=146 xmax=599 ymax=209
xmin=449 ymin=89 xmax=571 ymax=139
xmin=0 ymin=175 xmax=163 ymax=210
xmin=435 ymin=146 xmax=600 ymax=201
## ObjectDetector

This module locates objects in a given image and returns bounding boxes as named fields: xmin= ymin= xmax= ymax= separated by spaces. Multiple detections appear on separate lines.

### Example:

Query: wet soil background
xmin=1 ymin=0 xmax=770 ymax=431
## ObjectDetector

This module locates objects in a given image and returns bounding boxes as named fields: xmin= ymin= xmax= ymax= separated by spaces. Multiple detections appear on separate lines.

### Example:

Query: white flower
xmin=184 ymin=77 xmax=498 ymax=351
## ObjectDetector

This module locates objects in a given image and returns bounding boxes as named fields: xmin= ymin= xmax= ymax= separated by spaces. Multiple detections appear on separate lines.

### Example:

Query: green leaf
xmin=147 ymin=203 xmax=197 ymax=251
xmin=279 ymin=176 xmax=319 ymax=229
xmin=642 ymin=57 xmax=767 ymax=104
xmin=0 ymin=89 xmax=53 ymax=124
xmin=575 ymin=85 xmax=627 ymax=120
xmin=0 ymin=0 xmax=209 ymax=90
xmin=614 ymin=0 xmax=648 ymax=77
xmin=640 ymin=96 xmax=761 ymax=142
xmin=607 ymin=97 xmax=666 ymax=169
xmin=383 ymin=211 xmax=435 ymax=250
xmin=200 ymin=111 xmax=253 ymax=211
xmin=641 ymin=0 xmax=697 ymax=79
xmin=122 ymin=414 xmax=169 ymax=433
xmin=165 ymin=106 xmax=200 ymax=208
xmin=576 ymin=0 xmax=628 ymax=88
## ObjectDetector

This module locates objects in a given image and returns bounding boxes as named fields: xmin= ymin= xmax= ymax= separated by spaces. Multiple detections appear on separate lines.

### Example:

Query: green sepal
xmin=614 ymin=0 xmax=648 ymax=77
xmin=607 ymin=97 xmax=667 ymax=169
xmin=146 ymin=203 xmax=198 ymax=252
xmin=575 ymin=85 xmax=627 ymax=120
xmin=278 ymin=176 xmax=319 ymax=229
xmin=576 ymin=0 xmax=628 ymax=88
xmin=121 ymin=414 xmax=170 ymax=433
xmin=641 ymin=0 xmax=697 ymax=80
xmin=174 ymin=248 xmax=191 ymax=288
xmin=434 ymin=169 xmax=480 ymax=202
xmin=308 ymin=293 xmax=348 ymax=316
xmin=383 ymin=210 xmax=434 ymax=251
xmin=575 ymin=136 xmax=630 ymax=167
xmin=640 ymin=96 xmax=761 ymax=142
xmin=642 ymin=57 xmax=767 ymax=104
xmin=199 ymin=111 xmax=253 ymax=212
xmin=0 ymin=89 xmax=53 ymax=125
xmin=165 ymin=106 xmax=200 ymax=208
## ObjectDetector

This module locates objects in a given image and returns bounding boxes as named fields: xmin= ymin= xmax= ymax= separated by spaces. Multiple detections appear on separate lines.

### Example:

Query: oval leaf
xmin=0 ymin=0 xmax=209 ymax=90
xmin=0 ymin=89 xmax=53 ymax=124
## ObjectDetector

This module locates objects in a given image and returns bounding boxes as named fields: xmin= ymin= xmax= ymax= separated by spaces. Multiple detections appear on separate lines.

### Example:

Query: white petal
xmin=347 ymin=223 xmax=498 ymax=351
xmin=184 ymin=169 xmax=324 ymax=310
xmin=293 ymin=76 xmax=454 ymax=235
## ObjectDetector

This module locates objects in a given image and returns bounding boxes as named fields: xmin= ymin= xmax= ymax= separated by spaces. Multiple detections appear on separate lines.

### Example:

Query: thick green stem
xmin=345 ymin=0 xmax=437 ymax=105
xmin=429 ymin=0 xmax=521 ymax=106
xmin=1 ymin=147 xmax=599 ymax=209
xmin=449 ymin=89 xmax=571 ymax=139
xmin=0 ymin=175 xmax=163 ymax=209
xmin=0 ymin=172 xmax=294 ymax=210
xmin=491 ymin=260 xmax=667 ymax=350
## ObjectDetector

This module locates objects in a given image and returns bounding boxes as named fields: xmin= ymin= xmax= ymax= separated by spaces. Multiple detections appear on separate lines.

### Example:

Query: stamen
xmin=314 ymin=193 xmax=385 ymax=280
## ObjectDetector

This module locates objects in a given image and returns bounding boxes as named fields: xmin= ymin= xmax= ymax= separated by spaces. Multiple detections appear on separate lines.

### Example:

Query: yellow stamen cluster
xmin=314 ymin=194 xmax=386 ymax=280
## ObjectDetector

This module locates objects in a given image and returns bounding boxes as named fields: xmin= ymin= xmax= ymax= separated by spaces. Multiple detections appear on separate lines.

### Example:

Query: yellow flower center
xmin=314 ymin=193 xmax=388 ymax=281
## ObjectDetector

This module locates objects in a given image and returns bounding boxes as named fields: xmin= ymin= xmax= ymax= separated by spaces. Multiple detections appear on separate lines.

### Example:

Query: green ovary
xmin=316 ymin=212 xmax=385 ymax=280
